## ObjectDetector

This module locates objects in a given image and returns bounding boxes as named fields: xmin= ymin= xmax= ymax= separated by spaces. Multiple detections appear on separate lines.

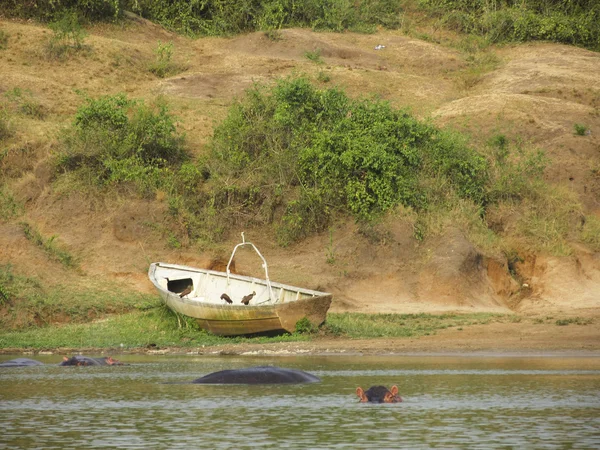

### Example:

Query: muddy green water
xmin=1 ymin=354 xmax=599 ymax=449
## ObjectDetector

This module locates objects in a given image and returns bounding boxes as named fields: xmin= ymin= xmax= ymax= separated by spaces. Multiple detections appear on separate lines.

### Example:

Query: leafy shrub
xmin=294 ymin=316 xmax=316 ymax=334
xmin=304 ymin=48 xmax=324 ymax=64
xmin=128 ymin=0 xmax=403 ymax=36
xmin=419 ymin=0 xmax=600 ymax=51
xmin=148 ymin=41 xmax=179 ymax=78
xmin=55 ymin=93 xmax=187 ymax=195
xmin=46 ymin=10 xmax=88 ymax=58
xmin=206 ymin=77 xmax=488 ymax=244
xmin=574 ymin=123 xmax=588 ymax=136
xmin=0 ymin=0 xmax=122 ymax=21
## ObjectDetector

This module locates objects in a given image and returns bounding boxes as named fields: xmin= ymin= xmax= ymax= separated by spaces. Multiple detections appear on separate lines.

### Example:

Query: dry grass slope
xmin=0 ymin=14 xmax=599 ymax=329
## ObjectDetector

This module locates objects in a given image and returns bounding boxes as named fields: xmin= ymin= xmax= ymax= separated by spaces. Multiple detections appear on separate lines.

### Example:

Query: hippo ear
xmin=390 ymin=385 xmax=399 ymax=396
xmin=356 ymin=387 xmax=368 ymax=402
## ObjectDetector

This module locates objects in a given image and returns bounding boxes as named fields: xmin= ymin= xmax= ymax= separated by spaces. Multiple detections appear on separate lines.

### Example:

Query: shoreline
xmin=2 ymin=347 xmax=600 ymax=358
xmin=2 ymin=319 xmax=599 ymax=358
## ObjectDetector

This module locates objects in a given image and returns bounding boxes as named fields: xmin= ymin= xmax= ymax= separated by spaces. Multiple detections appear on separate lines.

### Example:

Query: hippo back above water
xmin=193 ymin=366 xmax=320 ymax=384
xmin=60 ymin=356 xmax=124 ymax=366
xmin=0 ymin=358 xmax=44 ymax=368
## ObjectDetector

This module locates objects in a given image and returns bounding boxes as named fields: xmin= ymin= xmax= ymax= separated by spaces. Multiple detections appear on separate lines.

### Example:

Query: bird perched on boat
xmin=179 ymin=286 xmax=193 ymax=298
xmin=241 ymin=291 xmax=256 ymax=305
xmin=220 ymin=293 xmax=233 ymax=304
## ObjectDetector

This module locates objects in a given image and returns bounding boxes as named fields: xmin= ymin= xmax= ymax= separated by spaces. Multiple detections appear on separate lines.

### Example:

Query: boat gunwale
xmin=165 ymin=290 xmax=332 ymax=311
xmin=148 ymin=262 xmax=332 ymax=310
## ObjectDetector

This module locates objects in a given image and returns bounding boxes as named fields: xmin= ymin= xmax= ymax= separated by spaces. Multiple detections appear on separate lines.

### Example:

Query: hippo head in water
xmin=60 ymin=356 xmax=124 ymax=366
xmin=356 ymin=385 xmax=402 ymax=403
xmin=192 ymin=366 xmax=320 ymax=384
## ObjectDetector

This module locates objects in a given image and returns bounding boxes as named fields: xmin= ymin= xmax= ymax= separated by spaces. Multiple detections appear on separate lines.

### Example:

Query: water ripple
xmin=1 ymin=356 xmax=599 ymax=449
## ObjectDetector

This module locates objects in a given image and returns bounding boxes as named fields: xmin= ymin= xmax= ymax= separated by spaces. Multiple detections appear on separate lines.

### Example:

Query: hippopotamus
xmin=0 ymin=358 xmax=44 ymax=367
xmin=356 ymin=385 xmax=402 ymax=403
xmin=192 ymin=366 xmax=320 ymax=384
xmin=60 ymin=356 xmax=124 ymax=366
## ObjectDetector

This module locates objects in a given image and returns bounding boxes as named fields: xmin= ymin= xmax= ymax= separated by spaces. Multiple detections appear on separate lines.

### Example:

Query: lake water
xmin=1 ymin=354 xmax=599 ymax=449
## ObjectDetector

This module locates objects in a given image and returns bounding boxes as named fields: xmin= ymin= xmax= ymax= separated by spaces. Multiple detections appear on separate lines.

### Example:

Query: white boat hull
xmin=148 ymin=262 xmax=332 ymax=335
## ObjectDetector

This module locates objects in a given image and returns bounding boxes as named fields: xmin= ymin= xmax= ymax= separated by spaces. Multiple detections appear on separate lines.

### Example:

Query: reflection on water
xmin=1 ymin=355 xmax=599 ymax=449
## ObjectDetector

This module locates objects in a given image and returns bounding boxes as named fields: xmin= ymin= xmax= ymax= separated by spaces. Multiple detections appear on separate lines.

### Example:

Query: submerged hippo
xmin=193 ymin=366 xmax=320 ymax=384
xmin=356 ymin=385 xmax=402 ymax=403
xmin=0 ymin=358 xmax=44 ymax=368
xmin=59 ymin=356 xmax=124 ymax=366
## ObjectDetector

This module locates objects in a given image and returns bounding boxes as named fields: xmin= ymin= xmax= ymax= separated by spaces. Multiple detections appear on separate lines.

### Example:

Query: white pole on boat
xmin=226 ymin=232 xmax=276 ymax=302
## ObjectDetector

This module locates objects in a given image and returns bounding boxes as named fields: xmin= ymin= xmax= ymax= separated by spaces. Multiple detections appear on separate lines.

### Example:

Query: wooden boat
xmin=148 ymin=234 xmax=332 ymax=336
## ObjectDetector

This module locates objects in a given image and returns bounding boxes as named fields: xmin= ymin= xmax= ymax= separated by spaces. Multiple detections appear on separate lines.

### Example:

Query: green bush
xmin=2 ymin=0 xmax=402 ymax=34
xmin=128 ymin=0 xmax=403 ymax=36
xmin=418 ymin=0 xmax=600 ymax=50
xmin=207 ymin=77 xmax=488 ymax=244
xmin=0 ymin=0 xmax=122 ymax=21
xmin=46 ymin=10 xmax=88 ymax=58
xmin=294 ymin=316 xmax=317 ymax=334
xmin=574 ymin=123 xmax=588 ymax=136
xmin=148 ymin=41 xmax=178 ymax=78
xmin=55 ymin=93 xmax=187 ymax=195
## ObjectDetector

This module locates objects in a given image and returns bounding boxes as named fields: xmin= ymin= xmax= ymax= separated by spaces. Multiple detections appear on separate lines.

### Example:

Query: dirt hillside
xmin=0 ymin=16 xmax=599 ymax=324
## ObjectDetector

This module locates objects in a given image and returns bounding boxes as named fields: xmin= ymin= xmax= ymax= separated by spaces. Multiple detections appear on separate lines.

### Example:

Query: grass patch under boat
xmin=0 ymin=309 xmax=522 ymax=350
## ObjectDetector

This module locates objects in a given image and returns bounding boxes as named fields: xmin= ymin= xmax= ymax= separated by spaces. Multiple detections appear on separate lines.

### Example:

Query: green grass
xmin=0 ymin=265 xmax=153 ymax=330
xmin=1 ymin=299 xmax=593 ymax=350
xmin=555 ymin=317 xmax=594 ymax=326
xmin=0 ymin=304 xmax=311 ymax=350
xmin=0 ymin=108 xmax=11 ymax=141
xmin=322 ymin=312 xmax=508 ymax=338
xmin=20 ymin=222 xmax=77 ymax=269
xmin=3 ymin=87 xmax=46 ymax=119
xmin=0 ymin=308 xmax=513 ymax=350
xmin=581 ymin=215 xmax=600 ymax=251
xmin=0 ymin=29 xmax=8 ymax=50
xmin=0 ymin=188 xmax=23 ymax=220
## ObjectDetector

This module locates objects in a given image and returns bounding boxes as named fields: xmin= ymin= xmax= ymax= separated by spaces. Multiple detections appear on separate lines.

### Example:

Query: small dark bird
xmin=241 ymin=291 xmax=256 ymax=305
xmin=179 ymin=286 xmax=193 ymax=298
xmin=220 ymin=293 xmax=233 ymax=304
